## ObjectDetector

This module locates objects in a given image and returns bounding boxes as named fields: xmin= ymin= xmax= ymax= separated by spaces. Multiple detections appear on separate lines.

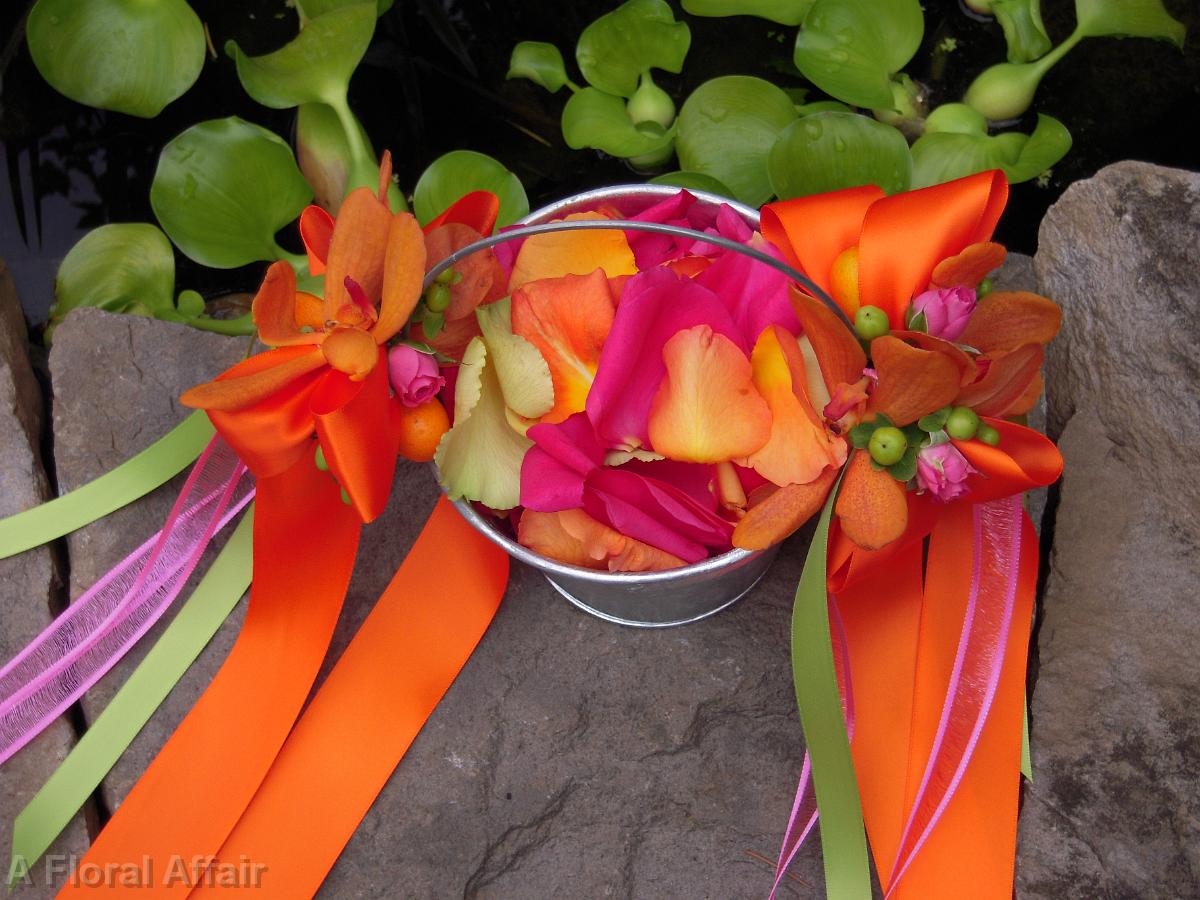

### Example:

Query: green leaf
xmin=151 ymin=117 xmax=313 ymax=268
xmin=226 ymin=3 xmax=376 ymax=109
xmin=296 ymin=102 xmax=386 ymax=211
xmin=413 ymin=150 xmax=529 ymax=228
xmin=648 ymin=171 xmax=735 ymax=197
xmin=767 ymin=111 xmax=912 ymax=199
xmin=923 ymin=103 xmax=989 ymax=136
xmin=849 ymin=420 xmax=877 ymax=449
xmin=297 ymin=0 xmax=392 ymax=18
xmin=508 ymin=41 xmax=570 ymax=92
xmin=887 ymin=443 xmax=919 ymax=482
xmin=676 ymin=76 xmax=798 ymax=207
xmin=918 ymin=407 xmax=951 ymax=433
xmin=575 ymin=0 xmax=691 ymax=98
xmin=796 ymin=100 xmax=854 ymax=116
xmin=681 ymin=0 xmax=814 ymax=25
xmin=26 ymin=0 xmax=204 ymax=118
xmin=994 ymin=0 xmax=1052 ymax=63
xmin=50 ymin=223 xmax=175 ymax=330
xmin=793 ymin=0 xmax=924 ymax=109
xmin=1074 ymin=0 xmax=1186 ymax=46
xmin=561 ymin=87 xmax=677 ymax=160
xmin=911 ymin=114 xmax=1071 ymax=188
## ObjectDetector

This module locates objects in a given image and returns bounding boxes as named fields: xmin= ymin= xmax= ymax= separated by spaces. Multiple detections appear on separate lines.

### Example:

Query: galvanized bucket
xmin=444 ymin=184 xmax=789 ymax=627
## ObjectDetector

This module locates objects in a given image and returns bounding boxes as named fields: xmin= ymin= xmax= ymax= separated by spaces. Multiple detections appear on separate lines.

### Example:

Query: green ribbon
xmin=0 ymin=412 xmax=214 ymax=560
xmin=8 ymin=508 xmax=254 ymax=882
xmin=791 ymin=482 xmax=872 ymax=899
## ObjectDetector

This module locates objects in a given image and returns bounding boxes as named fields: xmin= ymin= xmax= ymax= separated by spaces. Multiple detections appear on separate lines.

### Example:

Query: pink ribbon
xmin=770 ymin=596 xmax=856 ymax=899
xmin=0 ymin=437 xmax=252 ymax=766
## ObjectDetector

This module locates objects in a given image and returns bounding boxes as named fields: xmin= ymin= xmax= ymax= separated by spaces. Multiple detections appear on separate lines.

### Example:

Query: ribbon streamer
xmin=0 ymin=438 xmax=251 ymax=767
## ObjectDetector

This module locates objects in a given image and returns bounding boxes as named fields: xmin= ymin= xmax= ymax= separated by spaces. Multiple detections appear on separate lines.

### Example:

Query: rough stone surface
xmin=1017 ymin=162 xmax=1200 ymax=898
xmin=49 ymin=309 xmax=251 ymax=813
xmin=0 ymin=262 xmax=92 ymax=897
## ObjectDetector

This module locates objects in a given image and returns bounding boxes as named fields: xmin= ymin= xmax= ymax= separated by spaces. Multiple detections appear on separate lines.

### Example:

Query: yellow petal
xmin=508 ymin=212 xmax=637 ymax=292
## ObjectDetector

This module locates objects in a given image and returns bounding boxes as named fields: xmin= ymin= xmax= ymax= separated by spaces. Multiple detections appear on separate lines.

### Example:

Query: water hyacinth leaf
xmin=681 ymin=0 xmax=814 ymax=25
xmin=508 ymin=41 xmax=571 ymax=92
xmin=151 ymin=118 xmax=313 ymax=268
xmin=575 ymin=0 xmax=691 ymax=98
xmin=923 ymin=103 xmax=989 ymax=136
xmin=993 ymin=0 xmax=1052 ymax=63
xmin=435 ymin=337 xmax=532 ymax=510
xmin=26 ymin=0 xmax=204 ymax=118
xmin=296 ymin=0 xmax=393 ymax=18
xmin=911 ymin=114 xmax=1071 ymax=188
xmin=49 ymin=224 xmax=175 ymax=328
xmin=676 ymin=76 xmax=798 ymax=207
xmin=1074 ymin=0 xmax=1186 ymax=46
xmin=297 ymin=102 xmax=376 ymax=211
xmin=226 ymin=3 xmax=377 ymax=108
xmin=648 ymin=171 xmax=735 ymax=197
xmin=561 ymin=87 xmax=677 ymax=160
xmin=793 ymin=0 xmax=924 ymax=110
xmin=475 ymin=298 xmax=555 ymax=420
xmin=413 ymin=150 xmax=529 ymax=228
xmin=796 ymin=100 xmax=853 ymax=116
xmin=768 ymin=112 xmax=912 ymax=199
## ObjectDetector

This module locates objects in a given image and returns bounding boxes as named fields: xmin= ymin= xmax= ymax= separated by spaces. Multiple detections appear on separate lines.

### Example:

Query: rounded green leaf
xmin=575 ymin=0 xmax=691 ymax=98
xmin=151 ymin=118 xmax=314 ymax=268
xmin=676 ymin=76 xmax=798 ymax=207
xmin=26 ymin=0 xmax=204 ymax=118
xmin=681 ymin=0 xmax=814 ymax=25
xmin=226 ymin=3 xmax=377 ymax=108
xmin=50 ymin=224 xmax=175 ymax=326
xmin=924 ymin=103 xmax=988 ymax=136
xmin=768 ymin=112 xmax=912 ymax=199
xmin=793 ymin=0 xmax=924 ymax=109
xmin=911 ymin=114 xmax=1071 ymax=187
xmin=648 ymin=171 xmax=735 ymax=197
xmin=507 ymin=41 xmax=570 ymax=93
xmin=561 ymin=87 xmax=677 ymax=160
xmin=413 ymin=150 xmax=529 ymax=229
xmin=1075 ymin=0 xmax=1186 ymax=46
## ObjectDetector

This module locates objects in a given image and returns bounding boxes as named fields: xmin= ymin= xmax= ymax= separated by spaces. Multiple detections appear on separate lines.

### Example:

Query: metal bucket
xmin=448 ymin=184 xmax=785 ymax=627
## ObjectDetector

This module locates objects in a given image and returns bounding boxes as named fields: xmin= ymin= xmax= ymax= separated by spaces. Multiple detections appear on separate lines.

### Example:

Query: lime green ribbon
xmin=791 ymin=485 xmax=872 ymax=899
xmin=8 ymin=509 xmax=254 ymax=882
xmin=0 ymin=412 xmax=214 ymax=560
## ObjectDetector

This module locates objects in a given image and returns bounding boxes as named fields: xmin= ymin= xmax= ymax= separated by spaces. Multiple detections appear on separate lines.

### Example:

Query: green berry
xmin=977 ymin=276 xmax=993 ymax=297
xmin=945 ymin=406 xmax=980 ymax=440
xmin=977 ymin=424 xmax=1001 ymax=446
xmin=868 ymin=426 xmax=908 ymax=466
xmin=854 ymin=305 xmax=890 ymax=341
xmin=435 ymin=267 xmax=455 ymax=285
xmin=426 ymin=283 xmax=451 ymax=313
xmin=314 ymin=445 xmax=329 ymax=471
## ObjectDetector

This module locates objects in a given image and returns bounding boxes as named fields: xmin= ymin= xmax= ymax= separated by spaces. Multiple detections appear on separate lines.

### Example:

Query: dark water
xmin=1 ymin=0 xmax=1197 ymax=329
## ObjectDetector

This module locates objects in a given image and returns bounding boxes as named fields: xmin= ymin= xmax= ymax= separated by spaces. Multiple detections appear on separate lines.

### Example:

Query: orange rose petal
xmin=732 ymin=466 xmax=838 ymax=550
xmin=518 ymin=508 xmax=685 ymax=572
xmin=251 ymin=262 xmax=321 ymax=347
xmin=648 ymin=325 xmax=772 ymax=463
xmin=323 ymin=186 xmax=393 ymax=321
xmin=958 ymin=290 xmax=1063 ymax=354
xmin=956 ymin=344 xmax=1044 ymax=417
xmin=411 ymin=313 xmax=482 ymax=362
xmin=424 ymin=222 xmax=506 ymax=321
xmin=320 ymin=326 xmax=380 ymax=381
xmin=788 ymin=286 xmax=867 ymax=395
xmin=294 ymin=292 xmax=326 ymax=331
xmin=375 ymin=211 xmax=427 ymax=343
xmin=180 ymin=348 xmax=326 ymax=412
xmin=867 ymin=334 xmax=963 ymax=426
xmin=834 ymin=452 xmax=908 ymax=550
xmin=930 ymin=241 xmax=1006 ymax=289
xmin=511 ymin=270 xmax=616 ymax=424
xmin=741 ymin=325 xmax=847 ymax=485
xmin=889 ymin=329 xmax=977 ymax=386
xmin=665 ymin=256 xmax=711 ymax=278
xmin=508 ymin=212 xmax=637 ymax=292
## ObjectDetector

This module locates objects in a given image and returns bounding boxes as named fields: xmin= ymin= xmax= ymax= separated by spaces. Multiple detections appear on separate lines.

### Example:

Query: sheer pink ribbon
xmin=0 ymin=436 xmax=253 ymax=766
xmin=770 ymin=596 xmax=855 ymax=899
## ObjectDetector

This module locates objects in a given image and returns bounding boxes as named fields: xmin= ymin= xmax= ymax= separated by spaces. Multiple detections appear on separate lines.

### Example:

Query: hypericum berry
xmin=854 ymin=305 xmax=890 ymax=341
xmin=945 ymin=406 xmax=980 ymax=440
xmin=977 ymin=276 xmax=993 ymax=297
xmin=868 ymin=426 xmax=908 ymax=466
xmin=426 ymin=282 xmax=451 ymax=313
xmin=977 ymin=423 xmax=1001 ymax=446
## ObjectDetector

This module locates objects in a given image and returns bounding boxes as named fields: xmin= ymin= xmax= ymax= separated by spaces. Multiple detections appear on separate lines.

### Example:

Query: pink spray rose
xmin=916 ymin=443 xmax=976 ymax=502
xmin=387 ymin=345 xmax=445 ymax=408
xmin=910 ymin=287 xmax=977 ymax=342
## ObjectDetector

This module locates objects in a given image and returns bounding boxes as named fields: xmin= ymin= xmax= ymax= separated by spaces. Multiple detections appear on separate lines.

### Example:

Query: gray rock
xmin=1017 ymin=162 xmax=1200 ymax=898
xmin=49 ymin=309 xmax=251 ymax=812
xmin=0 ymin=261 xmax=91 ymax=897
